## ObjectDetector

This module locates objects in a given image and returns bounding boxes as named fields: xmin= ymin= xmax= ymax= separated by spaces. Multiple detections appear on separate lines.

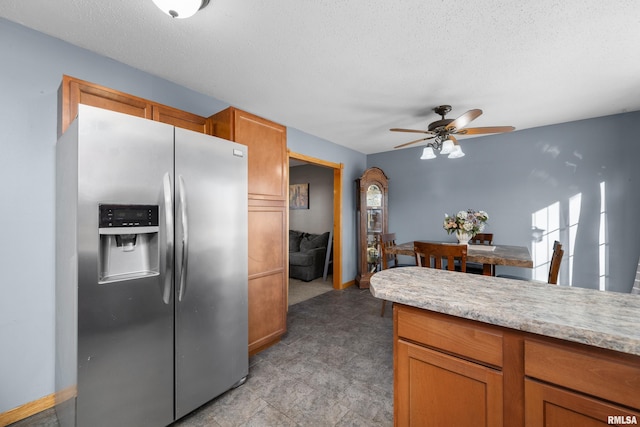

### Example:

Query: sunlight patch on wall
xmin=531 ymin=202 xmax=560 ymax=281
xmin=568 ymin=192 xmax=581 ymax=285
xmin=599 ymin=181 xmax=608 ymax=290
xmin=533 ymin=182 xmax=608 ymax=288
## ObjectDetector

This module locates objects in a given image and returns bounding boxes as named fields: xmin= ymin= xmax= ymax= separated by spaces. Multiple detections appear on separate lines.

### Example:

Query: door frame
xmin=288 ymin=151 xmax=345 ymax=290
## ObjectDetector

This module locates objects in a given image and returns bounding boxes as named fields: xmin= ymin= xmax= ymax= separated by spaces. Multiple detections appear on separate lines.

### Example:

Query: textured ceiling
xmin=2 ymin=0 xmax=639 ymax=154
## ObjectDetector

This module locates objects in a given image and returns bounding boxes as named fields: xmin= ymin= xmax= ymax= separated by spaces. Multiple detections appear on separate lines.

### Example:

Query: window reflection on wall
xmin=598 ymin=181 xmax=608 ymax=291
xmin=531 ymin=202 xmax=560 ymax=282
xmin=532 ymin=181 xmax=608 ymax=289
xmin=568 ymin=193 xmax=581 ymax=285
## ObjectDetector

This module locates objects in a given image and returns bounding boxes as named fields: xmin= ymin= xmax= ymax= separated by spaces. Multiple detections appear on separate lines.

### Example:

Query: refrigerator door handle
xmin=178 ymin=175 xmax=189 ymax=301
xmin=162 ymin=173 xmax=174 ymax=305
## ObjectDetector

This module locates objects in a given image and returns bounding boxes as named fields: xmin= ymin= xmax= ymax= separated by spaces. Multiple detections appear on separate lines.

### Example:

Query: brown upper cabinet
xmin=58 ymin=75 xmax=207 ymax=136
xmin=152 ymin=104 xmax=209 ymax=134
xmin=208 ymin=108 xmax=288 ymax=200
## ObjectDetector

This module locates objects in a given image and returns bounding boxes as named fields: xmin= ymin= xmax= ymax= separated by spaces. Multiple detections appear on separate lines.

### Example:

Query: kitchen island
xmin=370 ymin=267 xmax=640 ymax=426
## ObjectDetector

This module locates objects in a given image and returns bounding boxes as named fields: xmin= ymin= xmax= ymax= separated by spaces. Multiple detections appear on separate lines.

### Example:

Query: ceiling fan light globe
xmin=448 ymin=146 xmax=465 ymax=159
xmin=152 ymin=0 xmax=205 ymax=18
xmin=440 ymin=139 xmax=455 ymax=155
xmin=420 ymin=147 xmax=436 ymax=160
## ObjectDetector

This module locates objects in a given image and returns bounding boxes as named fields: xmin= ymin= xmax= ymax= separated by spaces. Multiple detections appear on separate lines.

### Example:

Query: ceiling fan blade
xmin=394 ymin=135 xmax=436 ymax=149
xmin=456 ymin=126 xmax=515 ymax=135
xmin=445 ymin=109 xmax=482 ymax=131
xmin=390 ymin=128 xmax=434 ymax=134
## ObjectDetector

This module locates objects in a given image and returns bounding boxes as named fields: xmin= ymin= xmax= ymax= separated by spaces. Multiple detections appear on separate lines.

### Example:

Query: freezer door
xmin=174 ymin=128 xmax=249 ymax=418
xmin=75 ymin=105 xmax=174 ymax=427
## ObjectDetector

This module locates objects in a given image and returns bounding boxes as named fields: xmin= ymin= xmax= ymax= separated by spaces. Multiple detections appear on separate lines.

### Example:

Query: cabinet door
xmin=59 ymin=75 xmax=153 ymax=136
xmin=232 ymin=109 xmax=287 ymax=200
xmin=397 ymin=339 xmax=503 ymax=426
xmin=247 ymin=206 xmax=287 ymax=354
xmin=525 ymin=379 xmax=640 ymax=427
xmin=152 ymin=104 xmax=208 ymax=134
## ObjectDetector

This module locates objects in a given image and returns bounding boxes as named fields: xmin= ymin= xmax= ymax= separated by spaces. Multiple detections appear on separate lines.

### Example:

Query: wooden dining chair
xmin=414 ymin=241 xmax=467 ymax=272
xmin=547 ymin=241 xmax=564 ymax=285
xmin=380 ymin=233 xmax=399 ymax=270
xmin=467 ymin=233 xmax=495 ymax=275
xmin=499 ymin=240 xmax=563 ymax=285
xmin=379 ymin=233 xmax=414 ymax=316
xmin=470 ymin=233 xmax=494 ymax=245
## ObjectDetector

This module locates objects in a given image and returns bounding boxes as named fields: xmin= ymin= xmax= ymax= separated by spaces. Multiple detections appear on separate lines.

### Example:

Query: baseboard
xmin=338 ymin=279 xmax=355 ymax=290
xmin=0 ymin=393 xmax=55 ymax=427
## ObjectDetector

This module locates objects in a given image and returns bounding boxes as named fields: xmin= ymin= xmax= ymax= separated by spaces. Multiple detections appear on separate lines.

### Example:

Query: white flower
xmin=443 ymin=209 xmax=489 ymax=235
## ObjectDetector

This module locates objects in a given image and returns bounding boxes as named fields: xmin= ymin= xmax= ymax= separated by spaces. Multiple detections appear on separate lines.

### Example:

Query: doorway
xmin=288 ymin=151 xmax=343 ymax=292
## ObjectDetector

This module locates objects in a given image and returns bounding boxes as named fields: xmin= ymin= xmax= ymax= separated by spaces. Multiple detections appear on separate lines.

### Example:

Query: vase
xmin=456 ymin=231 xmax=471 ymax=245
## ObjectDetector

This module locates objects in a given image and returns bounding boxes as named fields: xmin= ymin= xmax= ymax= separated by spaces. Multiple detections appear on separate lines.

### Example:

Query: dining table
xmin=387 ymin=240 xmax=533 ymax=276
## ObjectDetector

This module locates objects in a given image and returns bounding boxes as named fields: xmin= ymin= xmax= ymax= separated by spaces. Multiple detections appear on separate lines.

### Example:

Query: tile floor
xmin=11 ymin=286 xmax=394 ymax=426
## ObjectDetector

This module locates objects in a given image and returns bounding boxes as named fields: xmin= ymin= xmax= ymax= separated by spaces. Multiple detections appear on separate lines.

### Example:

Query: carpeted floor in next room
xmin=11 ymin=283 xmax=394 ymax=427
xmin=288 ymin=275 xmax=334 ymax=306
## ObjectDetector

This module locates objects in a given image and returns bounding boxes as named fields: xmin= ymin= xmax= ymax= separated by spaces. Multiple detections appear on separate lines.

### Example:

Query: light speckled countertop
xmin=370 ymin=267 xmax=640 ymax=356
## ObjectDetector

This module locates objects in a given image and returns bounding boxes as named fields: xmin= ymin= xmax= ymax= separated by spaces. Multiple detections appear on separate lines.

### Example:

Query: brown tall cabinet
xmin=59 ymin=76 xmax=288 ymax=356
xmin=208 ymin=108 xmax=288 ymax=355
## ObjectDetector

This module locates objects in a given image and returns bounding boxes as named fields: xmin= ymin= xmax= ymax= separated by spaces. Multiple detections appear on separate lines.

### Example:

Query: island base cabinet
xmin=525 ymin=379 xmax=640 ymax=427
xmin=393 ymin=303 xmax=640 ymax=426
xmin=396 ymin=339 xmax=503 ymax=426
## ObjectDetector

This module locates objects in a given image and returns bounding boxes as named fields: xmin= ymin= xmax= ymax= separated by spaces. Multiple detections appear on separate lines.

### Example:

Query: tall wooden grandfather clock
xmin=356 ymin=167 xmax=389 ymax=288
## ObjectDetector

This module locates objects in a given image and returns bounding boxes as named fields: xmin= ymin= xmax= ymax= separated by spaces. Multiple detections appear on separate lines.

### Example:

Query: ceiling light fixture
xmin=439 ymin=138 xmax=455 ymax=155
xmin=420 ymin=135 xmax=464 ymax=160
xmin=392 ymin=105 xmax=514 ymax=161
xmin=152 ymin=0 xmax=210 ymax=18
xmin=447 ymin=144 xmax=465 ymax=159
xmin=420 ymin=146 xmax=437 ymax=160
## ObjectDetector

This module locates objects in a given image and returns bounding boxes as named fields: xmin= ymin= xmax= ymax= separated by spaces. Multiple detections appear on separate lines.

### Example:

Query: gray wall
xmin=368 ymin=111 xmax=640 ymax=292
xmin=0 ymin=18 xmax=365 ymax=413
xmin=289 ymin=164 xmax=334 ymax=235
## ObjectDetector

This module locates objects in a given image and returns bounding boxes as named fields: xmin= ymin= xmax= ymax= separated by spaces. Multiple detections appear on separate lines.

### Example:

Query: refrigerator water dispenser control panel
xmin=98 ymin=204 xmax=160 ymax=284
xmin=99 ymin=204 xmax=159 ymax=228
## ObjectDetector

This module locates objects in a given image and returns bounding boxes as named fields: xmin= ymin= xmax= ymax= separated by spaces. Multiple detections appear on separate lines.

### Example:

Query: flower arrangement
xmin=443 ymin=209 xmax=489 ymax=236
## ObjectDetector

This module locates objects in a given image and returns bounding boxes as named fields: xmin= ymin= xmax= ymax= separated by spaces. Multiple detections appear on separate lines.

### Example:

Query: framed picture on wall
xmin=289 ymin=183 xmax=309 ymax=209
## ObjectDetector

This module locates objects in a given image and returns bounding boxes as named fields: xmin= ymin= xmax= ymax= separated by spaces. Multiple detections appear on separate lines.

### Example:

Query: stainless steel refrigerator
xmin=55 ymin=105 xmax=248 ymax=427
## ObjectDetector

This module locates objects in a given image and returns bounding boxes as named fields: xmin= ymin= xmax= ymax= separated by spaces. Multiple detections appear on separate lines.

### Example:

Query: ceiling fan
xmin=390 ymin=105 xmax=515 ymax=158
